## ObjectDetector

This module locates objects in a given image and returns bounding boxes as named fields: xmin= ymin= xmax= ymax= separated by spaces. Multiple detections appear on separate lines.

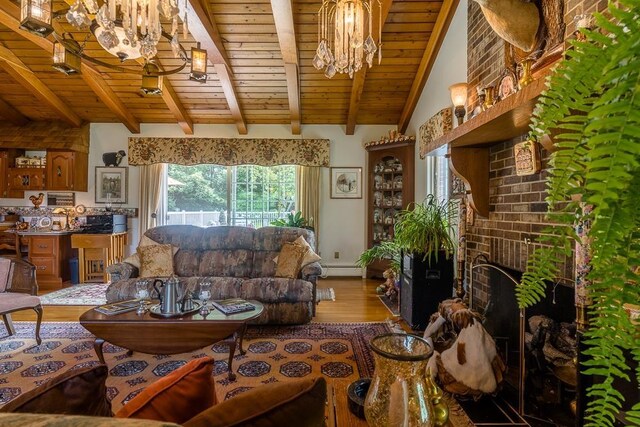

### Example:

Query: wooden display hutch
xmin=365 ymin=135 xmax=415 ymax=278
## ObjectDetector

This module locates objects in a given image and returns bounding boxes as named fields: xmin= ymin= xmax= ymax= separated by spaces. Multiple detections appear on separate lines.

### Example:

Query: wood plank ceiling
xmin=0 ymin=0 xmax=456 ymax=135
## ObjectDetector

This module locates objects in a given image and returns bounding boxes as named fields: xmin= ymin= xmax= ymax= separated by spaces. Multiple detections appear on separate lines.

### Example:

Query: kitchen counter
xmin=16 ymin=230 xmax=74 ymax=236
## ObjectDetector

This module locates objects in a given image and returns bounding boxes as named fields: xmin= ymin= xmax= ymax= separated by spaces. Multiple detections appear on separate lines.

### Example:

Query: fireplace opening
xmin=474 ymin=262 xmax=578 ymax=426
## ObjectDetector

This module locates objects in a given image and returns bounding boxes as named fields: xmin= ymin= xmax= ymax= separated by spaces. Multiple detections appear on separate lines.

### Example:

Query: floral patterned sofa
xmin=105 ymin=225 xmax=322 ymax=324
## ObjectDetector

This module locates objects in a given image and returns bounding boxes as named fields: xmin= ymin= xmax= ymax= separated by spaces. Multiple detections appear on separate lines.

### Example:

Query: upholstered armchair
xmin=0 ymin=257 xmax=42 ymax=345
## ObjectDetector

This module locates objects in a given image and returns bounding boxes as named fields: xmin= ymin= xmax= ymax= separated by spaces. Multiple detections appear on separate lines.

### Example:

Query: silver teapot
xmin=153 ymin=276 xmax=183 ymax=315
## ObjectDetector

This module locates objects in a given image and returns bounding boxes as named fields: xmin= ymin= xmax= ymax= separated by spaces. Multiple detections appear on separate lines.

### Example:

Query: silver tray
xmin=149 ymin=300 xmax=203 ymax=318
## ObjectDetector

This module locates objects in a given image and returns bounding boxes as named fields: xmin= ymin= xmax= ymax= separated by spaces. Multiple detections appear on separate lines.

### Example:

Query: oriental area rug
xmin=0 ymin=322 xmax=472 ymax=425
xmin=41 ymin=285 xmax=336 ymax=306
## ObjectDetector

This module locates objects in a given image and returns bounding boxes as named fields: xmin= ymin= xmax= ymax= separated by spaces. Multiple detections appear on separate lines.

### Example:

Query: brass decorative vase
xmin=364 ymin=333 xmax=435 ymax=427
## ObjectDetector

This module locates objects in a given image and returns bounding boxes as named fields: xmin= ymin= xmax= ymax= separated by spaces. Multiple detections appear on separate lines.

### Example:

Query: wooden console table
xmin=71 ymin=233 xmax=127 ymax=283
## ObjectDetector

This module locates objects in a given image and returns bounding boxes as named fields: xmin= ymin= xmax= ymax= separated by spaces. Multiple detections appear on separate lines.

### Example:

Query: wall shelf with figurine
xmin=364 ymin=132 xmax=415 ymax=279
xmin=425 ymin=72 xmax=551 ymax=218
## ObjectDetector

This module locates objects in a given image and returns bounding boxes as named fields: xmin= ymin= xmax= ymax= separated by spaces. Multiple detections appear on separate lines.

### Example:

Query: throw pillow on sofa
xmin=115 ymin=357 xmax=215 ymax=424
xmin=273 ymin=235 xmax=321 ymax=268
xmin=0 ymin=364 xmax=112 ymax=417
xmin=138 ymin=244 xmax=175 ymax=278
xmin=124 ymin=235 xmax=179 ymax=269
xmin=275 ymin=242 xmax=307 ymax=279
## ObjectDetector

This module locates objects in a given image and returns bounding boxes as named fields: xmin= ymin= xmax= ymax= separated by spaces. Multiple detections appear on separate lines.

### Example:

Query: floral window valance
xmin=128 ymin=137 xmax=330 ymax=167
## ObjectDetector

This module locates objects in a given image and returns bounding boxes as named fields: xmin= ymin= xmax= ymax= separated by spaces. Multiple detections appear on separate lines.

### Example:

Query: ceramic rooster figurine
xmin=29 ymin=193 xmax=44 ymax=209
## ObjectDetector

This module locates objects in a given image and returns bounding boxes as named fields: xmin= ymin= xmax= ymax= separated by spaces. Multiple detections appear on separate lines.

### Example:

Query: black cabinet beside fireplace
xmin=400 ymin=251 xmax=454 ymax=330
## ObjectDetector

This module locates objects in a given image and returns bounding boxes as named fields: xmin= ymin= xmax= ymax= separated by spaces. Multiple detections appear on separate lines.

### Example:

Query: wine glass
xmin=199 ymin=281 xmax=212 ymax=316
xmin=135 ymin=280 xmax=149 ymax=315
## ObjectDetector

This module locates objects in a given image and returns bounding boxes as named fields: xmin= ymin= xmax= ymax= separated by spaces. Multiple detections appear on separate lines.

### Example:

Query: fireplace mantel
xmin=427 ymin=73 xmax=550 ymax=217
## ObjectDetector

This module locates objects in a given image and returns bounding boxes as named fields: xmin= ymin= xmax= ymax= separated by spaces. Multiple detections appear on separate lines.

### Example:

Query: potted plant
xmin=270 ymin=211 xmax=313 ymax=230
xmin=517 ymin=1 xmax=640 ymax=425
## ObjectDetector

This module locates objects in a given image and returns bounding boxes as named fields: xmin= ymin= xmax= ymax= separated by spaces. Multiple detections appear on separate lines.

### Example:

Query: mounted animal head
xmin=473 ymin=0 xmax=540 ymax=52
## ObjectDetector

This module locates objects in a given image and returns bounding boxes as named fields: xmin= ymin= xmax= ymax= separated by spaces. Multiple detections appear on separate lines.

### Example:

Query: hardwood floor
xmin=11 ymin=278 xmax=398 ymax=323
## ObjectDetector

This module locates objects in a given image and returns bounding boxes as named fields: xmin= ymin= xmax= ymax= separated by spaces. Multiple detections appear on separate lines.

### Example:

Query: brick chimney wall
xmin=463 ymin=0 xmax=607 ymax=310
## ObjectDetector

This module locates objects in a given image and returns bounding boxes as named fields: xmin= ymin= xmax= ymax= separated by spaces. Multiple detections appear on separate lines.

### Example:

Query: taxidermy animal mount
xmin=473 ymin=0 xmax=540 ymax=52
xmin=102 ymin=150 xmax=126 ymax=167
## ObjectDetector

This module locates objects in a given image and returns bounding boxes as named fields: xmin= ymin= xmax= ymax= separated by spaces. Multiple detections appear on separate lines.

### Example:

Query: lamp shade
xmin=52 ymin=41 xmax=81 ymax=75
xmin=189 ymin=46 xmax=208 ymax=82
xmin=449 ymin=83 xmax=468 ymax=107
xmin=20 ymin=0 xmax=53 ymax=36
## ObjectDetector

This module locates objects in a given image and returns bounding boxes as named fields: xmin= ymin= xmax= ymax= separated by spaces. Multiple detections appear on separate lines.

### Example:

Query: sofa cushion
xmin=273 ymin=235 xmax=321 ymax=268
xmin=198 ymin=249 xmax=253 ymax=278
xmin=124 ymin=235 xmax=179 ymax=269
xmin=0 ymin=364 xmax=112 ymax=417
xmin=0 ymin=413 xmax=179 ymax=426
xmin=115 ymin=357 xmax=215 ymax=424
xmin=275 ymin=243 xmax=307 ymax=279
xmin=184 ymin=376 xmax=326 ymax=427
xmin=251 ymin=227 xmax=317 ymax=278
xmin=139 ymin=244 xmax=175 ymax=278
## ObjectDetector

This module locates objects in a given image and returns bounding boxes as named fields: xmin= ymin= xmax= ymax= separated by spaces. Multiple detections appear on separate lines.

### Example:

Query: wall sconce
xmin=20 ymin=0 xmax=53 ymax=37
xmin=140 ymin=62 xmax=163 ymax=96
xmin=189 ymin=43 xmax=208 ymax=83
xmin=449 ymin=82 xmax=468 ymax=125
xmin=52 ymin=41 xmax=81 ymax=75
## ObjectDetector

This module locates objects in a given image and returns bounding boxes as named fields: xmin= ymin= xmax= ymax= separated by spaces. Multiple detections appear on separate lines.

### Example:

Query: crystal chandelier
xmin=313 ymin=0 xmax=382 ymax=79
xmin=19 ymin=0 xmax=210 ymax=94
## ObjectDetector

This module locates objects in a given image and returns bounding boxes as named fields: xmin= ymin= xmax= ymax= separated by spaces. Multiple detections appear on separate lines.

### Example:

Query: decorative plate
xmin=498 ymin=70 xmax=518 ymax=101
xmin=38 ymin=217 xmax=52 ymax=228
xmin=75 ymin=204 xmax=86 ymax=215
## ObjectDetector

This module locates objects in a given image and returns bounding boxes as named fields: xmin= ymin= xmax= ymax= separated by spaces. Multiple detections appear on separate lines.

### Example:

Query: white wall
xmin=1 ymin=123 xmax=391 ymax=276
xmin=406 ymin=0 xmax=468 ymax=201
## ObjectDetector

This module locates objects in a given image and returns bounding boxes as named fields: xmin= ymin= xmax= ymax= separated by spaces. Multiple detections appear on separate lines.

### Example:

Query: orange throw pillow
xmin=115 ymin=357 xmax=215 ymax=424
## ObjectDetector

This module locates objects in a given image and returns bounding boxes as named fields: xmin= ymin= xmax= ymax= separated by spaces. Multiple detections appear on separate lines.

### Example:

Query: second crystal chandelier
xmin=313 ymin=0 xmax=382 ymax=79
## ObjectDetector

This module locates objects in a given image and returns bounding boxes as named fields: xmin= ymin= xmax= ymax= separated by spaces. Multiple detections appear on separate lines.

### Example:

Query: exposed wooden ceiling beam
xmin=0 ymin=45 xmax=82 ymax=127
xmin=271 ymin=0 xmax=300 ymax=134
xmin=0 ymin=0 xmax=141 ymax=133
xmin=397 ymin=0 xmax=459 ymax=133
xmin=0 ymin=96 xmax=29 ymax=126
xmin=346 ymin=0 xmax=394 ymax=136
xmin=184 ymin=0 xmax=247 ymax=134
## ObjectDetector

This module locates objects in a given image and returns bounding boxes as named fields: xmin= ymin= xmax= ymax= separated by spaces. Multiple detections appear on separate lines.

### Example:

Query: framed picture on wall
xmin=330 ymin=167 xmax=362 ymax=199
xmin=95 ymin=166 xmax=128 ymax=204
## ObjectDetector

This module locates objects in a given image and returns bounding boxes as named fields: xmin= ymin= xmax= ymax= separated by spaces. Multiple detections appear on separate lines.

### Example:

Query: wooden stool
xmin=71 ymin=233 xmax=127 ymax=283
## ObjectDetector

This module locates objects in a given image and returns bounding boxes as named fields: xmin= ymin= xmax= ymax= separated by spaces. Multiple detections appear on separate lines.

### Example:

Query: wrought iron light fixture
xmin=18 ymin=0 xmax=209 ymax=95
xmin=313 ymin=0 xmax=382 ymax=79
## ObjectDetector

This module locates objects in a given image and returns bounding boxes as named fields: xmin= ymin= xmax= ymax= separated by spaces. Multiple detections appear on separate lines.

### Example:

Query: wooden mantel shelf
xmin=427 ymin=75 xmax=548 ymax=154
xmin=430 ymin=75 xmax=549 ymax=219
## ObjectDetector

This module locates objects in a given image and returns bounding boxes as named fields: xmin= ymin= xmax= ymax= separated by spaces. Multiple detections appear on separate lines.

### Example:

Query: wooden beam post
xmin=397 ymin=0 xmax=459 ymax=134
xmin=271 ymin=0 xmax=301 ymax=135
xmin=345 ymin=0 xmax=393 ymax=136
xmin=0 ymin=0 xmax=141 ymax=133
xmin=184 ymin=0 xmax=247 ymax=134
xmin=0 ymin=45 xmax=82 ymax=127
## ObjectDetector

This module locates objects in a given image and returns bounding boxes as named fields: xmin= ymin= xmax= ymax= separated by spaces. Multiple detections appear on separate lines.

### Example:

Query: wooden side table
xmin=71 ymin=233 xmax=127 ymax=283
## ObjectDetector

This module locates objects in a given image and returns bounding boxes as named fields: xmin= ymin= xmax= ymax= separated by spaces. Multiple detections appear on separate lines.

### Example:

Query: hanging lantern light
xmin=52 ymin=41 xmax=81 ymax=75
xmin=189 ymin=44 xmax=208 ymax=83
xmin=20 ymin=0 xmax=53 ymax=37
xmin=140 ymin=62 xmax=163 ymax=96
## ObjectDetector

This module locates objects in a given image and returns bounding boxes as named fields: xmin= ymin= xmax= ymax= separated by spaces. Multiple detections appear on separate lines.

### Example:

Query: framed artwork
xmin=330 ymin=167 xmax=362 ymax=199
xmin=498 ymin=69 xmax=518 ymax=101
xmin=95 ymin=166 xmax=128 ymax=204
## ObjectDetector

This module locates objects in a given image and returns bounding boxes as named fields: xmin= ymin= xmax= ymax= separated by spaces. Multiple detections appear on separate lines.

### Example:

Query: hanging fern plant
xmin=517 ymin=1 xmax=640 ymax=425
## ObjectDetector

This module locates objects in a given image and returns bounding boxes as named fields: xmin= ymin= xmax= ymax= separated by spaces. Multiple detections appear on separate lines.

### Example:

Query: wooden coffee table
xmin=79 ymin=300 xmax=264 ymax=380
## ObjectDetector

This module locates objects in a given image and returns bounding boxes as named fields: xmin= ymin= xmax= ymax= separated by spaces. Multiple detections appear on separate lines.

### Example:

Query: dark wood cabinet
xmin=400 ymin=251 xmax=454 ymax=330
xmin=46 ymin=150 xmax=88 ymax=191
xmin=7 ymin=167 xmax=45 ymax=192
xmin=364 ymin=137 xmax=415 ymax=278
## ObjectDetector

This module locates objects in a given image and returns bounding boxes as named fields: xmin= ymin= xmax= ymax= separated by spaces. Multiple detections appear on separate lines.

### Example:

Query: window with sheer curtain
xmin=163 ymin=164 xmax=296 ymax=228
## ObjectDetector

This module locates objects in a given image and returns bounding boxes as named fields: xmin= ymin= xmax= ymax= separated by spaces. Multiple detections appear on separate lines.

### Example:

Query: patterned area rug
xmin=40 ymin=284 xmax=109 ymax=306
xmin=0 ymin=322 xmax=473 ymax=425
xmin=40 ymin=285 xmax=336 ymax=306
